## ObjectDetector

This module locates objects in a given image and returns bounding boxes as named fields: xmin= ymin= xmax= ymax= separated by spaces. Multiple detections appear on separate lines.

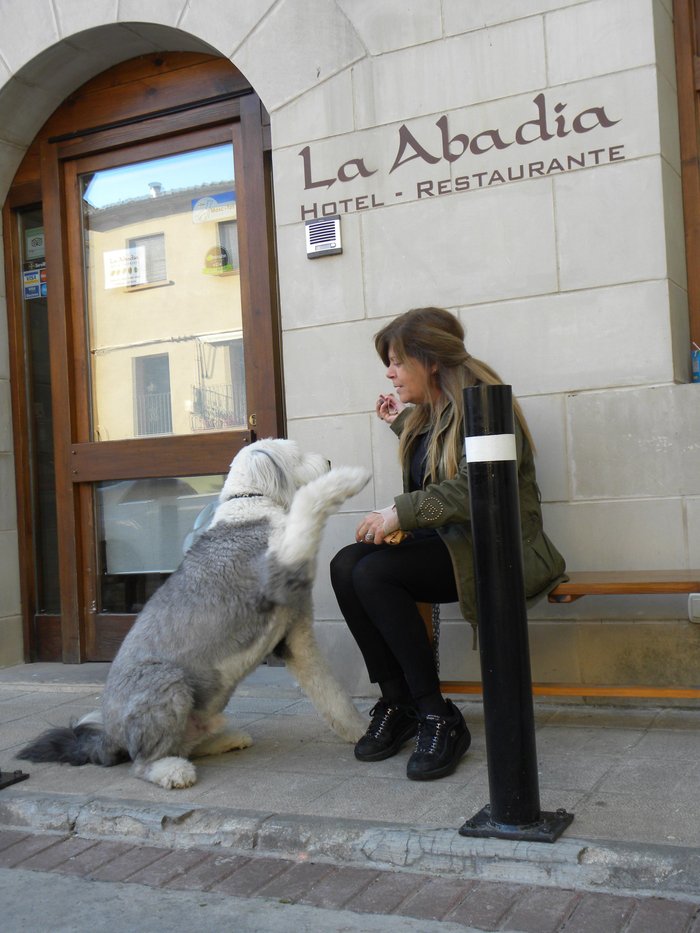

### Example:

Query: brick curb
xmin=2 ymin=789 xmax=700 ymax=902
xmin=1 ymin=828 xmax=699 ymax=933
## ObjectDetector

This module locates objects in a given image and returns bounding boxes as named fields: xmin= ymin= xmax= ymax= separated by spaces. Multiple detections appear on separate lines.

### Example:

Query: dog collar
xmin=225 ymin=493 xmax=264 ymax=500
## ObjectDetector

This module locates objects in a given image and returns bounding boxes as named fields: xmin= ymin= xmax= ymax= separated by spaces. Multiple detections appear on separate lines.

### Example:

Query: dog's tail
xmin=270 ymin=466 xmax=370 ymax=570
xmin=16 ymin=721 xmax=127 ymax=768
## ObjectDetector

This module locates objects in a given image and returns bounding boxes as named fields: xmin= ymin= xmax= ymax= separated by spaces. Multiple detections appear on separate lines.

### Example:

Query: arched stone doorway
xmin=3 ymin=47 xmax=281 ymax=662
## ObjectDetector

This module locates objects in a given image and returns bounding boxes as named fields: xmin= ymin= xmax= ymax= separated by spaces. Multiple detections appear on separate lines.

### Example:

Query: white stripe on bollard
xmin=464 ymin=433 xmax=516 ymax=463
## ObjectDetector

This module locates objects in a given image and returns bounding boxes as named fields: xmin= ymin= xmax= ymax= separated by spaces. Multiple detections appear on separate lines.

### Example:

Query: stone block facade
xmin=0 ymin=0 xmax=697 ymax=693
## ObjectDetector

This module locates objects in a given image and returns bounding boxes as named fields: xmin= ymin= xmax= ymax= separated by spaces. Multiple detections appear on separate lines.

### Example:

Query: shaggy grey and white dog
xmin=18 ymin=439 xmax=370 ymax=789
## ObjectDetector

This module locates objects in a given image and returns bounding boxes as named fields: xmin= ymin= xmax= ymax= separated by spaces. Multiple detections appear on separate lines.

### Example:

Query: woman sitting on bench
xmin=330 ymin=306 xmax=566 ymax=781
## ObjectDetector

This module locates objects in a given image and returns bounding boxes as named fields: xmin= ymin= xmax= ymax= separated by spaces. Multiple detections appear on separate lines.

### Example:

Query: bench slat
xmin=419 ymin=582 xmax=700 ymax=699
xmin=438 ymin=681 xmax=700 ymax=700
xmin=548 ymin=570 xmax=700 ymax=603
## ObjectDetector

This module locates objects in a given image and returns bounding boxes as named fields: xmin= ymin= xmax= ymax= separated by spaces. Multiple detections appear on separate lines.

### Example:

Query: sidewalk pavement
xmin=1 ymin=661 xmax=699 ymax=919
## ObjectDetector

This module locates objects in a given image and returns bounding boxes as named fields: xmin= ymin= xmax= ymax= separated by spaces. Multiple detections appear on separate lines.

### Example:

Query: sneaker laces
xmin=414 ymin=714 xmax=448 ymax=755
xmin=365 ymin=701 xmax=398 ymax=739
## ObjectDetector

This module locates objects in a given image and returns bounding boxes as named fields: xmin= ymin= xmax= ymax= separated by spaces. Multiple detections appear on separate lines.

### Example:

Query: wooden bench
xmin=547 ymin=570 xmax=700 ymax=604
xmin=419 ymin=570 xmax=700 ymax=701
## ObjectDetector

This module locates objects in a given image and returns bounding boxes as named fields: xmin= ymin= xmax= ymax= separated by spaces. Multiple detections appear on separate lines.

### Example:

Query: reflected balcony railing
xmin=135 ymin=391 xmax=173 ymax=436
xmin=191 ymin=383 xmax=246 ymax=431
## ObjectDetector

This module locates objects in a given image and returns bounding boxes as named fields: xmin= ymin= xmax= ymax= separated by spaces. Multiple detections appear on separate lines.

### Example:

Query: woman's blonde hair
xmin=374 ymin=307 xmax=534 ymax=482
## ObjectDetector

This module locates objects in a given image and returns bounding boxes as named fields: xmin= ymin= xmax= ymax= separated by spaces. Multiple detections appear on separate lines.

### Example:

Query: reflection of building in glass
xmin=128 ymin=232 xmax=167 ymax=284
xmin=82 ymin=172 xmax=245 ymax=441
xmin=133 ymin=353 xmax=172 ymax=435
xmin=191 ymin=330 xmax=246 ymax=431
xmin=96 ymin=474 xmax=223 ymax=612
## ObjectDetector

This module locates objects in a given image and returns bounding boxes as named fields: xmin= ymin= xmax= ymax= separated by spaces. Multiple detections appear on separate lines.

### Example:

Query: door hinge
xmin=248 ymin=413 xmax=257 ymax=427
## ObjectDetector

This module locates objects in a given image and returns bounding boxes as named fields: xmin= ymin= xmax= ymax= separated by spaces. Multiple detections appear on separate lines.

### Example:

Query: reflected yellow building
xmin=84 ymin=177 xmax=245 ymax=441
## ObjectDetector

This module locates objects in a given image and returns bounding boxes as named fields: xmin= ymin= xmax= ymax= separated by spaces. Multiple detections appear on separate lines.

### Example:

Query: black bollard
xmin=458 ymin=384 xmax=573 ymax=843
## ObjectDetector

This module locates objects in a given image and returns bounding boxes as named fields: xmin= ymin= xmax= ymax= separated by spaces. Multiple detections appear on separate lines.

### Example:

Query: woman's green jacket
xmin=390 ymin=408 xmax=566 ymax=626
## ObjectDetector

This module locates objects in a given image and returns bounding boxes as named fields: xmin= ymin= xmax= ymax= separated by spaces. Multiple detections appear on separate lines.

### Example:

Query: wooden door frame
xmin=674 ymin=0 xmax=700 ymax=347
xmin=4 ymin=55 xmax=282 ymax=662
xmin=2 ymin=188 xmax=47 ymax=660
xmin=58 ymin=122 xmax=255 ymax=472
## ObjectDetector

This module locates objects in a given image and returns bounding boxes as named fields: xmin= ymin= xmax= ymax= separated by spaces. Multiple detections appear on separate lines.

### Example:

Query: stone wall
xmin=1 ymin=0 xmax=697 ymax=690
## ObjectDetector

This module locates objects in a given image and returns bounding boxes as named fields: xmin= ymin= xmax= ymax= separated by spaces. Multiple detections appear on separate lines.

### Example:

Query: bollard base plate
xmin=0 ymin=769 xmax=30 ymax=790
xmin=459 ymin=804 xmax=574 ymax=843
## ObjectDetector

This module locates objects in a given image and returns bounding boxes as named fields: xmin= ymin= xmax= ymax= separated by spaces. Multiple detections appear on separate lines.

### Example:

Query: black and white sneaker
xmin=354 ymin=700 xmax=417 ymax=762
xmin=406 ymin=699 xmax=471 ymax=780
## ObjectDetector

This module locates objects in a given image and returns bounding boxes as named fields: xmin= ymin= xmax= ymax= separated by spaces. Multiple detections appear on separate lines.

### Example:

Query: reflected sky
xmin=83 ymin=144 xmax=235 ymax=208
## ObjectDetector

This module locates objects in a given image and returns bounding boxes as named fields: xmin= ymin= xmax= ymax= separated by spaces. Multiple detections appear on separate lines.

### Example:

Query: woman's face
xmin=386 ymin=345 xmax=438 ymax=405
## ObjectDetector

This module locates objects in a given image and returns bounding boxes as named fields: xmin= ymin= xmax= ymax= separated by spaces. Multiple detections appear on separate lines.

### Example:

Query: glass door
xmin=79 ymin=141 xmax=246 ymax=443
xmin=57 ymin=123 xmax=274 ymax=659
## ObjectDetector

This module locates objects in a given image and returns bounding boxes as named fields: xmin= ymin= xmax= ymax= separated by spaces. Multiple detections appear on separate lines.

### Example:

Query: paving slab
xmin=1 ymin=662 xmax=700 ymax=902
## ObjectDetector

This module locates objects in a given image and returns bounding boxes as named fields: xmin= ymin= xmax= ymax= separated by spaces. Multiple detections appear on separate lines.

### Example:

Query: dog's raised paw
xmin=333 ymin=466 xmax=371 ymax=498
xmin=310 ymin=466 xmax=371 ymax=506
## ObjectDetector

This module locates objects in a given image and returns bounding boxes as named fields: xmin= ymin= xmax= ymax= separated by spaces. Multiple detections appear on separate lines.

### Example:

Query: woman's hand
xmin=356 ymin=505 xmax=400 ymax=545
xmin=375 ymin=393 xmax=405 ymax=424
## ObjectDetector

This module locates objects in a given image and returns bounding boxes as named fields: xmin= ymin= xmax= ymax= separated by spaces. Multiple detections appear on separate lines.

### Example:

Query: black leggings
xmin=330 ymin=534 xmax=459 ymax=701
